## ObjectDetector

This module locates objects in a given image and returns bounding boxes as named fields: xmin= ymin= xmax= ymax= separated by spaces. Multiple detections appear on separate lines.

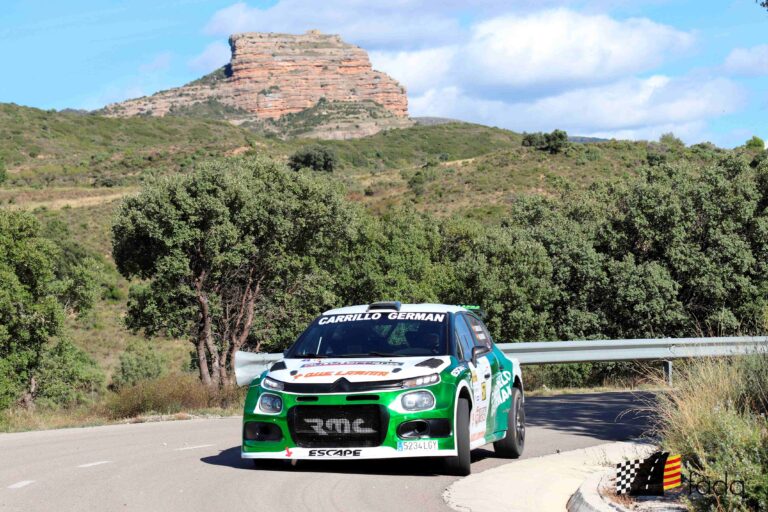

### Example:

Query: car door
xmin=454 ymin=314 xmax=493 ymax=447
xmin=465 ymin=314 xmax=503 ymax=431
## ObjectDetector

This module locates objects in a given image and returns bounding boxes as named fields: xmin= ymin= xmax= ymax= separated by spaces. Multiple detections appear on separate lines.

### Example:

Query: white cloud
xmin=724 ymin=45 xmax=768 ymax=77
xmin=409 ymin=75 xmax=746 ymax=143
xmin=369 ymin=47 xmax=455 ymax=95
xmin=188 ymin=41 xmax=231 ymax=73
xmin=198 ymin=2 xmax=744 ymax=143
xmin=462 ymin=10 xmax=693 ymax=93
xmin=204 ymin=1 xmax=466 ymax=49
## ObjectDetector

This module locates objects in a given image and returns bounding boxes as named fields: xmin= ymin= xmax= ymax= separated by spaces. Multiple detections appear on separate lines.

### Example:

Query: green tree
xmin=746 ymin=135 xmax=765 ymax=151
xmin=288 ymin=144 xmax=338 ymax=172
xmin=0 ymin=211 xmax=63 ymax=409
xmin=112 ymin=156 xmax=357 ymax=387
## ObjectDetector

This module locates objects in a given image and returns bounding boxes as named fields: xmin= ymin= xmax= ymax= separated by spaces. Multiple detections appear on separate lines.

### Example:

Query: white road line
xmin=174 ymin=444 xmax=214 ymax=451
xmin=8 ymin=480 xmax=35 ymax=489
xmin=77 ymin=460 xmax=112 ymax=468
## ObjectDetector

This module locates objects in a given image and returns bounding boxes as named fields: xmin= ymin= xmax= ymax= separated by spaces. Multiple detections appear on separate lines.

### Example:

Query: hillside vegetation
xmin=2 ymin=101 xmax=768 ymax=429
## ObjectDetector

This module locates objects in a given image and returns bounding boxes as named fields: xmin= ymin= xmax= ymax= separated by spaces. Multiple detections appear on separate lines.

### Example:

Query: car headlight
xmin=402 ymin=373 xmax=440 ymax=388
xmin=261 ymin=377 xmax=284 ymax=391
xmin=401 ymin=391 xmax=435 ymax=411
xmin=258 ymin=393 xmax=283 ymax=414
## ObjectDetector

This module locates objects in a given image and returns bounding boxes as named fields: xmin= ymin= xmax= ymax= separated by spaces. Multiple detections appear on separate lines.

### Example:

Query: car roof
xmin=322 ymin=303 xmax=468 ymax=315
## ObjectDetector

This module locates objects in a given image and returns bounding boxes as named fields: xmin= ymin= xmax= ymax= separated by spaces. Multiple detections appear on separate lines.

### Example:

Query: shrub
xmin=112 ymin=341 xmax=168 ymax=390
xmin=0 ymin=158 xmax=6 ymax=185
xmin=288 ymin=144 xmax=338 ymax=172
xmin=745 ymin=135 xmax=765 ymax=151
xmin=34 ymin=339 xmax=105 ymax=408
xmin=651 ymin=355 xmax=768 ymax=511
xmin=106 ymin=373 xmax=244 ymax=419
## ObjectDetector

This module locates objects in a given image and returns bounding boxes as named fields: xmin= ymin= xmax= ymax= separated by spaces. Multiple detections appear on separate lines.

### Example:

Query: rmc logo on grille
xmin=303 ymin=418 xmax=377 ymax=435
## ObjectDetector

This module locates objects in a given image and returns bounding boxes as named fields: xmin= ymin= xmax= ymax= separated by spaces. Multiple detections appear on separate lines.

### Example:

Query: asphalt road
xmin=0 ymin=391 xmax=653 ymax=512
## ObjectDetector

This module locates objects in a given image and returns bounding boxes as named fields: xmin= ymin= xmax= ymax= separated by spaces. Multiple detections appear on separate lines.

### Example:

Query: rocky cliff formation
xmin=103 ymin=30 xmax=408 ymax=123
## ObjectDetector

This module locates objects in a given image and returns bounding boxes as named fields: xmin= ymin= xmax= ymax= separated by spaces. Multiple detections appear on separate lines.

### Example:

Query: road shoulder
xmin=443 ymin=441 xmax=655 ymax=512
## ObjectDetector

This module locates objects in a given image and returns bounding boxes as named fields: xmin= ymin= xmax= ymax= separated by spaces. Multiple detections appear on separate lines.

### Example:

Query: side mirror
xmin=471 ymin=345 xmax=490 ymax=365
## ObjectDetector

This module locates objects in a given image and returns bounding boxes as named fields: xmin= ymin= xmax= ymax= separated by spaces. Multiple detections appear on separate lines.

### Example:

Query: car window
xmin=466 ymin=315 xmax=493 ymax=349
xmin=454 ymin=314 xmax=475 ymax=362
xmin=288 ymin=312 xmax=449 ymax=357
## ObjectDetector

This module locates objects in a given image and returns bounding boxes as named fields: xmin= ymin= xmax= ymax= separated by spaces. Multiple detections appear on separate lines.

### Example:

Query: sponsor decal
xmin=481 ymin=382 xmax=487 ymax=401
xmin=318 ymin=313 xmax=382 ymax=325
xmin=292 ymin=370 xmax=390 ymax=380
xmin=308 ymin=449 xmax=362 ymax=457
xmin=450 ymin=365 xmax=465 ymax=377
xmin=471 ymin=406 xmax=488 ymax=426
xmin=303 ymin=417 xmax=376 ymax=436
xmin=491 ymin=370 xmax=513 ymax=410
xmin=317 ymin=312 xmax=445 ymax=324
xmin=300 ymin=360 xmax=404 ymax=368
xmin=471 ymin=372 xmax=478 ymax=383
xmin=386 ymin=312 xmax=445 ymax=322
xmin=397 ymin=440 xmax=438 ymax=452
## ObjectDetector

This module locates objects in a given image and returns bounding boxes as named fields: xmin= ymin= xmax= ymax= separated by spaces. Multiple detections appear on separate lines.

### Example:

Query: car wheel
xmin=444 ymin=397 xmax=471 ymax=476
xmin=493 ymin=387 xmax=525 ymax=458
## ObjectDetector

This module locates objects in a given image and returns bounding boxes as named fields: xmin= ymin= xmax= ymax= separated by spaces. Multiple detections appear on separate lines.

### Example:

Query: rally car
xmin=236 ymin=302 xmax=525 ymax=476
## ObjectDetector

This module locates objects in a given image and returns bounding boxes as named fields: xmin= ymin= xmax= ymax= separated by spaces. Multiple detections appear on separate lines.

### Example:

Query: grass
xmin=0 ymin=373 xmax=245 ymax=433
xmin=648 ymin=355 xmax=768 ymax=511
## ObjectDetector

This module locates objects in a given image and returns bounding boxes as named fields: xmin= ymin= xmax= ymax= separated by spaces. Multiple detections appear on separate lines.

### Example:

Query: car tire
xmin=444 ymin=397 xmax=471 ymax=476
xmin=493 ymin=387 xmax=524 ymax=458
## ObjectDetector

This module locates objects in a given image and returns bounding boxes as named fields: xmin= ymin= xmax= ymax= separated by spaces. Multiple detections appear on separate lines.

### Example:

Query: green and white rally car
xmin=237 ymin=302 xmax=525 ymax=475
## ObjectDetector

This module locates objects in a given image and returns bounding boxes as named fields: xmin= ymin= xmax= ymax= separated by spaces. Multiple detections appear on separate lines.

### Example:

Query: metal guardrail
xmin=496 ymin=336 xmax=768 ymax=365
xmin=235 ymin=336 xmax=768 ymax=386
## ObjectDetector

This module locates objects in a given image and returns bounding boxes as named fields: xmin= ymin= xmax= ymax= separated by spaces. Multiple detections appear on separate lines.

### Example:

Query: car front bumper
xmin=241 ymin=384 xmax=458 ymax=460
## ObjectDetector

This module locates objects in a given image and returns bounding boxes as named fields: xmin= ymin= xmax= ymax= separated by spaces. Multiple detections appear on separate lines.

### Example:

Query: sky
xmin=1 ymin=0 xmax=766 ymax=147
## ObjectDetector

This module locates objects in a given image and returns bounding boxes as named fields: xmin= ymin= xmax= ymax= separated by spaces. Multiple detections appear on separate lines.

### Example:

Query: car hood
xmin=268 ymin=356 xmax=452 ymax=384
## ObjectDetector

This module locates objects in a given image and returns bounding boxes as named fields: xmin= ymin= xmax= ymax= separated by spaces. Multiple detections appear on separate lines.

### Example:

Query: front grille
xmin=288 ymin=405 xmax=388 ymax=448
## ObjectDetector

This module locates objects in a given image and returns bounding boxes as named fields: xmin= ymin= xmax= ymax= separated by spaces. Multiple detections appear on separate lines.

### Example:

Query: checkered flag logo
xmin=616 ymin=451 xmax=674 ymax=496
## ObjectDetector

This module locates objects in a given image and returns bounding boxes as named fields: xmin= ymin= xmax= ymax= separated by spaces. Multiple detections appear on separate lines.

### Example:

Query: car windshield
xmin=287 ymin=312 xmax=449 ymax=358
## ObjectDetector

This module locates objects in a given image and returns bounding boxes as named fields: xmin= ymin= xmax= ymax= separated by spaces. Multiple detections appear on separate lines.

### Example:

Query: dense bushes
xmin=653 ymin=355 xmax=768 ymax=510
xmin=522 ymin=129 xmax=569 ymax=154
xmin=112 ymin=341 xmax=167 ymax=390
xmin=288 ymin=144 xmax=338 ymax=172
xmin=110 ymin=154 xmax=768 ymax=391
xmin=107 ymin=373 xmax=244 ymax=419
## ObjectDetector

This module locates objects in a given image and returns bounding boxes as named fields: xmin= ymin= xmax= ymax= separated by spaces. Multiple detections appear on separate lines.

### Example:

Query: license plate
xmin=396 ymin=440 xmax=439 ymax=452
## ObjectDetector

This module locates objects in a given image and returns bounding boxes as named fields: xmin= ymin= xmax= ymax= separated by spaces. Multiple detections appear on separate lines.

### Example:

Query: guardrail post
xmin=663 ymin=360 xmax=673 ymax=386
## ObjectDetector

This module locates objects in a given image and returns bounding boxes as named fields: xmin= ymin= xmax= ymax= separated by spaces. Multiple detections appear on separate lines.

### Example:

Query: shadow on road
xmin=525 ymin=391 xmax=656 ymax=442
xmin=202 ymin=446 xmax=456 ymax=476
xmin=201 ymin=391 xmax=654 ymax=475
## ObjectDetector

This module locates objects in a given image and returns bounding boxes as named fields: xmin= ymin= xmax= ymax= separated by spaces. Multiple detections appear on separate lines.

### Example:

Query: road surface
xmin=0 ymin=391 xmax=652 ymax=512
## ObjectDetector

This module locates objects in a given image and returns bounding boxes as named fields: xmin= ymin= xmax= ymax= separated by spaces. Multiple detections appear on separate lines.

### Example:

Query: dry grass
xmin=644 ymin=355 xmax=768 ymax=511
xmin=0 ymin=186 xmax=137 ymax=210
xmin=106 ymin=373 xmax=246 ymax=420
xmin=0 ymin=374 xmax=246 ymax=433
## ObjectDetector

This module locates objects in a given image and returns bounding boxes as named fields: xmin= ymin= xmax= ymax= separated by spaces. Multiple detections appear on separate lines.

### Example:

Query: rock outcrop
xmin=103 ymin=30 xmax=408 ymax=122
